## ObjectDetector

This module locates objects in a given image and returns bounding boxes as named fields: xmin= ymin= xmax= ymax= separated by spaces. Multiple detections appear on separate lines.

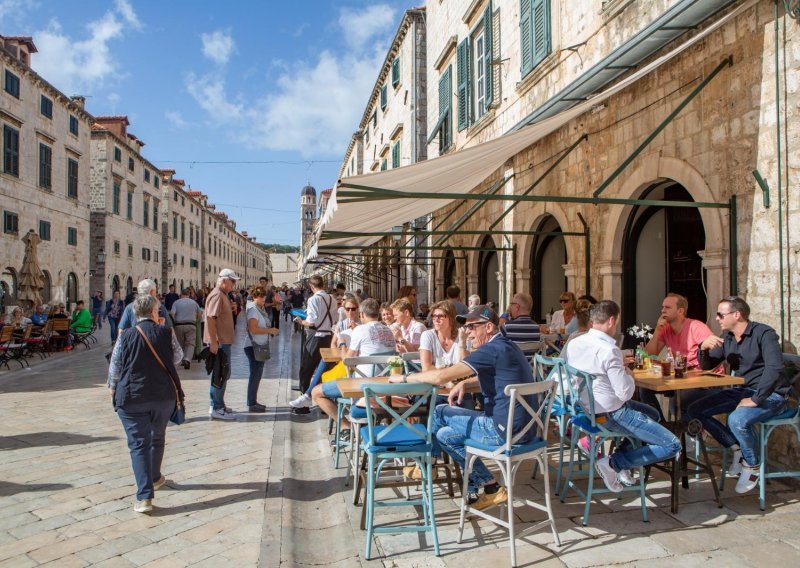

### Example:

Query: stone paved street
xmin=1 ymin=318 xmax=799 ymax=567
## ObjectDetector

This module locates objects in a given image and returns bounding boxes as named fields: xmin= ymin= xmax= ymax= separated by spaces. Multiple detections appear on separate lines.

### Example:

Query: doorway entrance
xmin=529 ymin=216 xmax=567 ymax=321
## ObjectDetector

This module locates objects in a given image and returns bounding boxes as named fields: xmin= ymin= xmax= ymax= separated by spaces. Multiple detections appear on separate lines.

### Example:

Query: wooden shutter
xmin=392 ymin=141 xmax=400 ymax=168
xmin=532 ymin=0 xmax=551 ymax=66
xmin=484 ymin=1 xmax=494 ymax=108
xmin=392 ymin=57 xmax=400 ymax=87
xmin=380 ymin=84 xmax=387 ymax=110
xmin=456 ymin=37 xmax=470 ymax=131
xmin=520 ymin=0 xmax=533 ymax=76
xmin=438 ymin=66 xmax=452 ymax=150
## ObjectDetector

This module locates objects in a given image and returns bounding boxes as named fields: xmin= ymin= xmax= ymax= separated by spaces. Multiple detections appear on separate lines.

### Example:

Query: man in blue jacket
xmin=687 ymin=296 xmax=789 ymax=494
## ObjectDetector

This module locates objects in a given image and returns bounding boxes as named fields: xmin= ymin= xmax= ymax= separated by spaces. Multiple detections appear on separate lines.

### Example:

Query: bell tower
xmin=300 ymin=183 xmax=317 ymax=246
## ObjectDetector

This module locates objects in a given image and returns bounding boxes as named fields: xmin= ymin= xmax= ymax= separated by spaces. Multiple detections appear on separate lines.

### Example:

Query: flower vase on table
xmin=387 ymin=355 xmax=404 ymax=375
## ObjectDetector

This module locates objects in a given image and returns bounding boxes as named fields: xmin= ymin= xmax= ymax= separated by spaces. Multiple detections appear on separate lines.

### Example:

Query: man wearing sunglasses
xmin=390 ymin=305 xmax=536 ymax=510
xmin=687 ymin=296 xmax=788 ymax=494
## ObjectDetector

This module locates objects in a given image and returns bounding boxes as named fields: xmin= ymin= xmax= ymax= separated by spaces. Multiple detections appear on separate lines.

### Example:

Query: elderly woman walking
xmin=107 ymin=295 xmax=184 ymax=514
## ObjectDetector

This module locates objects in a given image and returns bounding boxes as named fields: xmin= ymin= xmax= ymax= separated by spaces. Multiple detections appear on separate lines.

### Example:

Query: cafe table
xmin=320 ymin=347 xmax=342 ymax=363
xmin=633 ymin=369 xmax=744 ymax=513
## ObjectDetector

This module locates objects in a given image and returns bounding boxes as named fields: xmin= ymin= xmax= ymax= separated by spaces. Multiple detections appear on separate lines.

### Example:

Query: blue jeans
xmin=306 ymin=359 xmax=334 ymax=396
xmin=210 ymin=344 xmax=231 ymax=410
xmin=605 ymin=400 xmax=682 ymax=472
xmin=116 ymin=399 xmax=174 ymax=500
xmin=432 ymin=404 xmax=504 ymax=493
xmin=108 ymin=317 xmax=120 ymax=342
xmin=322 ymin=380 xmax=341 ymax=399
xmin=243 ymin=346 xmax=265 ymax=406
xmin=686 ymin=387 xmax=787 ymax=467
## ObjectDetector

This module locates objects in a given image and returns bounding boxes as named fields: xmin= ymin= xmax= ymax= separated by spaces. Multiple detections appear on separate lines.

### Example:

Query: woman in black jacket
xmin=107 ymin=295 xmax=184 ymax=514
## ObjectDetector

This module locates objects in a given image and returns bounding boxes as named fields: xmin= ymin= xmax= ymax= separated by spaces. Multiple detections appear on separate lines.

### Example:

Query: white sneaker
xmin=735 ymin=464 xmax=759 ymax=494
xmin=209 ymin=408 xmax=237 ymax=421
xmin=290 ymin=393 xmax=312 ymax=408
xmin=595 ymin=456 xmax=623 ymax=493
xmin=728 ymin=448 xmax=743 ymax=476
xmin=133 ymin=499 xmax=153 ymax=514
xmin=619 ymin=469 xmax=636 ymax=486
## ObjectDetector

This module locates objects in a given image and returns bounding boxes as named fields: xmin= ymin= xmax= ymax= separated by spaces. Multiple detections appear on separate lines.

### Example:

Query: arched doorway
xmin=478 ymin=236 xmax=499 ymax=306
xmin=529 ymin=216 xmax=567 ymax=321
xmin=41 ymin=270 xmax=52 ymax=303
xmin=66 ymin=272 xmax=78 ymax=310
xmin=443 ymin=250 xmax=456 ymax=289
xmin=111 ymin=275 xmax=120 ymax=295
xmin=126 ymin=277 xmax=134 ymax=298
xmin=622 ymin=182 xmax=707 ymax=329
xmin=1 ymin=267 xmax=17 ymax=309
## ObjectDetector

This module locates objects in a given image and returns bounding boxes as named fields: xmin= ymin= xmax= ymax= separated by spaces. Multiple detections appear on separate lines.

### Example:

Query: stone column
xmin=597 ymin=260 xmax=624 ymax=304
xmin=698 ymin=249 xmax=728 ymax=327
xmin=466 ymin=274 xmax=479 ymax=297
xmin=562 ymin=263 xmax=578 ymax=295
xmin=514 ymin=268 xmax=530 ymax=296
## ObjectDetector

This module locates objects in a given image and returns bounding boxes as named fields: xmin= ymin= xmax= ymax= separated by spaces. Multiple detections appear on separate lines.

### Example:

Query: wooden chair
xmin=48 ymin=319 xmax=71 ymax=351
xmin=0 ymin=326 xmax=15 ymax=370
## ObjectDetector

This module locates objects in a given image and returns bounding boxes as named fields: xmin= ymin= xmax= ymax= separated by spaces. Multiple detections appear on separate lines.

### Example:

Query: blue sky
xmin=0 ymin=0 xmax=417 ymax=246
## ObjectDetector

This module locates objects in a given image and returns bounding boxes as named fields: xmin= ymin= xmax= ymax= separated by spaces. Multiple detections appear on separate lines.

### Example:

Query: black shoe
xmin=248 ymin=403 xmax=267 ymax=412
xmin=182 ymin=360 xmax=190 ymax=370
xmin=330 ymin=429 xmax=351 ymax=446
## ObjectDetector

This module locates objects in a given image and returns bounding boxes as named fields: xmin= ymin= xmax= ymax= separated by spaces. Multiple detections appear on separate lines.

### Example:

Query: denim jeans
xmin=605 ymin=400 xmax=682 ymax=472
xmin=306 ymin=359 xmax=334 ymax=396
xmin=243 ymin=346 xmax=265 ymax=406
xmin=432 ymin=404 xmax=504 ymax=493
xmin=686 ymin=387 xmax=787 ymax=467
xmin=116 ymin=399 xmax=174 ymax=500
xmin=108 ymin=317 xmax=120 ymax=342
xmin=639 ymin=386 xmax=721 ymax=422
xmin=210 ymin=344 xmax=231 ymax=410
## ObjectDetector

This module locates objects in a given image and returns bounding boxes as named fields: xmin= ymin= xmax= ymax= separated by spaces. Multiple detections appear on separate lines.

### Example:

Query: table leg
xmin=697 ymin=435 xmax=723 ymax=508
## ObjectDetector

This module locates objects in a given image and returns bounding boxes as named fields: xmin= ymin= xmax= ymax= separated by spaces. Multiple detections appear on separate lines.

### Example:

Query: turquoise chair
xmin=531 ymin=355 xmax=573 ymax=492
xmin=401 ymin=351 xmax=422 ymax=373
xmin=457 ymin=380 xmax=561 ymax=568
xmin=560 ymin=364 xmax=650 ymax=526
xmin=361 ymin=382 xmax=439 ymax=560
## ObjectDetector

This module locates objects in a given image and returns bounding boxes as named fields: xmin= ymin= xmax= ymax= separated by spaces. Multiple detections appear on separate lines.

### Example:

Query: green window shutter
xmin=484 ymin=1 xmax=494 ymax=108
xmin=380 ymin=159 xmax=387 ymax=171
xmin=392 ymin=57 xmax=400 ymax=87
xmin=532 ymin=0 xmax=551 ymax=67
xmin=380 ymin=84 xmax=387 ymax=110
xmin=456 ymin=38 xmax=470 ymax=131
xmin=438 ymin=65 xmax=453 ymax=150
xmin=392 ymin=141 xmax=400 ymax=168
xmin=520 ymin=0 xmax=533 ymax=76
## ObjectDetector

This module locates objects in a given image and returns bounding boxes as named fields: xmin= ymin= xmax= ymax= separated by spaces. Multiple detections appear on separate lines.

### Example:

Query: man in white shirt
xmin=295 ymin=275 xmax=337 ymax=393
xmin=312 ymin=298 xmax=395 ymax=442
xmin=564 ymin=300 xmax=680 ymax=492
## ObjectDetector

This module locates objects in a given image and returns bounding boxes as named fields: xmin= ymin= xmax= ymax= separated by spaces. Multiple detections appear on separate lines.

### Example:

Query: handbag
xmin=247 ymin=306 xmax=271 ymax=362
xmin=136 ymin=325 xmax=186 ymax=425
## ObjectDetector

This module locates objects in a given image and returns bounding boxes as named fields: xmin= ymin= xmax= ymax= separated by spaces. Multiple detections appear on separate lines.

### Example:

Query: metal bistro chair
xmin=361 ymin=382 xmax=439 ymax=560
xmin=531 ymin=354 xmax=573 ymax=492
xmin=720 ymin=353 xmax=800 ymax=510
xmin=457 ymin=380 xmax=561 ymax=568
xmin=337 ymin=355 xmax=394 ymax=473
xmin=516 ymin=340 xmax=545 ymax=366
xmin=401 ymin=351 xmax=422 ymax=373
xmin=560 ymin=364 xmax=650 ymax=526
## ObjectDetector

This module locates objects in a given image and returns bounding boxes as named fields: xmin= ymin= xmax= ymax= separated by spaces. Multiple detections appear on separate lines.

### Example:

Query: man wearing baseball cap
xmin=389 ymin=305 xmax=537 ymax=510
xmin=205 ymin=269 xmax=240 ymax=420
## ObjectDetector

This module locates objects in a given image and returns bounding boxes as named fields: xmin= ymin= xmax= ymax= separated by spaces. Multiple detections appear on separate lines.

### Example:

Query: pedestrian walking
xmin=91 ymin=290 xmax=104 ymax=329
xmin=243 ymin=287 xmax=279 ymax=412
xmin=205 ymin=269 xmax=239 ymax=420
xmin=107 ymin=294 xmax=185 ymax=514
xmin=170 ymin=288 xmax=203 ymax=369
xmin=105 ymin=290 xmax=124 ymax=342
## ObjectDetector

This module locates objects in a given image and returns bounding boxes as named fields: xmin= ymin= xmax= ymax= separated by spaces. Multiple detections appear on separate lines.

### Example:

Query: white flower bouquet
xmin=627 ymin=323 xmax=654 ymax=342
xmin=387 ymin=355 xmax=404 ymax=368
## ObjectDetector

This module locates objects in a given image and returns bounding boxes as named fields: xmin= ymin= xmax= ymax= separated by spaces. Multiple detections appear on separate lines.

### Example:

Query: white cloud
xmin=30 ymin=2 xmax=141 ymax=96
xmin=165 ymin=110 xmax=188 ymax=128
xmin=201 ymin=30 xmax=235 ymax=65
xmin=187 ymin=4 xmax=397 ymax=158
xmin=114 ymin=0 xmax=141 ymax=29
xmin=338 ymin=4 xmax=397 ymax=50
xmin=0 ymin=0 xmax=28 ymax=20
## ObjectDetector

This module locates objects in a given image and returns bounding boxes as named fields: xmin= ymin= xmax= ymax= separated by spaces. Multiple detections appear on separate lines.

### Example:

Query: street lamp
xmin=96 ymin=249 xmax=106 ymax=264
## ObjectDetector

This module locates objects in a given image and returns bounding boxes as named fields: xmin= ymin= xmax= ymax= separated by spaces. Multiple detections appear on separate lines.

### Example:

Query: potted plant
xmin=387 ymin=355 xmax=404 ymax=375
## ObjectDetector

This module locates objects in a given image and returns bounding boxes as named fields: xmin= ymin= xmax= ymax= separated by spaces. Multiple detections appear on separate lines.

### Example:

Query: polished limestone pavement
xmin=1 ymin=315 xmax=799 ymax=567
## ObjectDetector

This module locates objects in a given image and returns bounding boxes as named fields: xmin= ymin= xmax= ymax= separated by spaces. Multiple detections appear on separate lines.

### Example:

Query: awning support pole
xmin=729 ymin=195 xmax=737 ymax=296
xmin=434 ymin=176 xmax=511 ymax=246
xmin=577 ymin=212 xmax=591 ymax=295
xmin=488 ymin=133 xmax=587 ymax=231
xmin=593 ymin=56 xmax=733 ymax=198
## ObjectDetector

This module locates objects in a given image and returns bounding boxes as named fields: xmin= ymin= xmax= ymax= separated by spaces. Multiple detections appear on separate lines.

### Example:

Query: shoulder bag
xmin=247 ymin=306 xmax=271 ymax=362
xmin=135 ymin=325 xmax=186 ymax=425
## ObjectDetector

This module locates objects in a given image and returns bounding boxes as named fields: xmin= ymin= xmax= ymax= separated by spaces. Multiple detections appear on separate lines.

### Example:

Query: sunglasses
xmin=463 ymin=321 xmax=487 ymax=331
xmin=716 ymin=311 xmax=735 ymax=319
xmin=344 ymin=307 xmax=358 ymax=312
xmin=431 ymin=313 xmax=446 ymax=320
xmin=559 ymin=299 xmax=570 ymax=304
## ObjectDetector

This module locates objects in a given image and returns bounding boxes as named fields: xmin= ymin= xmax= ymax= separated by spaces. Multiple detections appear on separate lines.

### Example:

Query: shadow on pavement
xmin=0 ymin=432 xmax=119 ymax=450
xmin=0 ymin=481 xmax=74 ymax=497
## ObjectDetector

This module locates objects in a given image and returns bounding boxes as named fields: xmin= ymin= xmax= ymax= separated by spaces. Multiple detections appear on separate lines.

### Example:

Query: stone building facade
xmin=0 ymin=36 xmax=93 ymax=311
xmin=162 ymin=174 xmax=203 ymax=292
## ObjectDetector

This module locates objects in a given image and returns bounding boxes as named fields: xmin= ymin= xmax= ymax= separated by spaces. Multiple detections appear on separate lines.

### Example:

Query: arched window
xmin=111 ymin=275 xmax=120 ymax=294
xmin=478 ymin=236 xmax=499 ymax=306
xmin=41 ymin=270 xmax=52 ymax=303
xmin=126 ymin=277 xmax=134 ymax=297
xmin=1 ymin=267 xmax=17 ymax=307
xmin=66 ymin=272 xmax=78 ymax=310
xmin=529 ymin=216 xmax=567 ymax=321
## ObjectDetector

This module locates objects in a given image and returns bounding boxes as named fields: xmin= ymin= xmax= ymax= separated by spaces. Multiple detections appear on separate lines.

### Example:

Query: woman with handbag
xmin=244 ymin=287 xmax=279 ymax=412
xmin=107 ymin=295 xmax=185 ymax=514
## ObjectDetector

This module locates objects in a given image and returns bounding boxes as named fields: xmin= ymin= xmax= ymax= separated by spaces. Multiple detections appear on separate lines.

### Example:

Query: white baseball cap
xmin=219 ymin=268 xmax=241 ymax=280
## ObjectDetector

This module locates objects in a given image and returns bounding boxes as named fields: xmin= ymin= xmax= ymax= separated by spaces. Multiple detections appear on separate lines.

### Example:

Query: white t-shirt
xmin=419 ymin=329 xmax=462 ymax=367
xmin=393 ymin=319 xmax=426 ymax=348
xmin=244 ymin=305 xmax=271 ymax=348
xmin=349 ymin=320 xmax=396 ymax=376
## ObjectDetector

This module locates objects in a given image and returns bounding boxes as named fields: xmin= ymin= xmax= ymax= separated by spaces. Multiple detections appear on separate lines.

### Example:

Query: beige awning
xmin=310 ymin=0 xmax=752 ymax=260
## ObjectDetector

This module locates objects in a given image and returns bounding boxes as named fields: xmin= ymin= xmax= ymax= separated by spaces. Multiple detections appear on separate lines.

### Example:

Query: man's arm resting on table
xmin=394 ymin=361 xmax=474 ymax=386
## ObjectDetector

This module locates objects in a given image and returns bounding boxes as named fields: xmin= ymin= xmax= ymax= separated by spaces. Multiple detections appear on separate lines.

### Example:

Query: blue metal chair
xmin=361 ymin=382 xmax=439 ymax=560
xmin=560 ymin=364 xmax=650 ymax=526
xmin=401 ymin=351 xmax=422 ymax=373
xmin=531 ymin=355 xmax=572 ymax=491
xmin=457 ymin=379 xmax=560 ymax=568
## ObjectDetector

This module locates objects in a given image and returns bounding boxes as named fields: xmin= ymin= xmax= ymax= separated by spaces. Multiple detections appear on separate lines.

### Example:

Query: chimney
xmin=71 ymin=96 xmax=86 ymax=110
xmin=95 ymin=116 xmax=130 ymax=140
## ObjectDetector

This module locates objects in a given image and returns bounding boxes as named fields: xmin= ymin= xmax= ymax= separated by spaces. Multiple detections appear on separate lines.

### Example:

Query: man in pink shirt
xmin=646 ymin=293 xmax=712 ymax=369
xmin=640 ymin=293 xmax=717 ymax=421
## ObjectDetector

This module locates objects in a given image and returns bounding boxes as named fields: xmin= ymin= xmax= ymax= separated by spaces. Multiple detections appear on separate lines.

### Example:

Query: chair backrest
xmin=0 ymin=325 xmax=12 ymax=343
xmin=499 ymin=380 xmax=557 ymax=454
xmin=544 ymin=338 xmax=562 ymax=355
xmin=361 ymin=382 xmax=437 ymax=449
xmin=533 ymin=354 xmax=569 ymax=400
xmin=343 ymin=354 xmax=395 ymax=378
xmin=401 ymin=351 xmax=423 ymax=373
xmin=20 ymin=326 xmax=32 ymax=340
xmin=783 ymin=353 xmax=800 ymax=406
xmin=563 ymin=363 xmax=616 ymax=437
xmin=51 ymin=319 xmax=70 ymax=332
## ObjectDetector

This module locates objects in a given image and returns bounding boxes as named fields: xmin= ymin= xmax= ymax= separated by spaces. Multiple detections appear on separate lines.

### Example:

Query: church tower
xmin=300 ymin=183 xmax=317 ymax=246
